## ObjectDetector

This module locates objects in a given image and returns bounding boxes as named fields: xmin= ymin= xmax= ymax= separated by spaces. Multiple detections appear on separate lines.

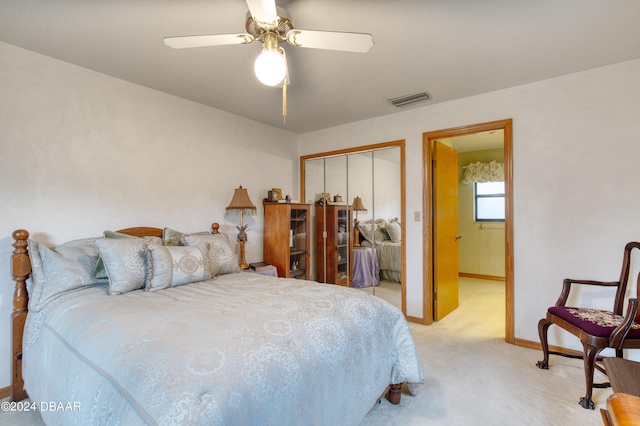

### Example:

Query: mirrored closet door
xmin=301 ymin=142 xmax=405 ymax=313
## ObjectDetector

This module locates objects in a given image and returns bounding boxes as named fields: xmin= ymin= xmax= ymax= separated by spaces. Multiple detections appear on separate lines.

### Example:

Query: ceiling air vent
xmin=388 ymin=91 xmax=431 ymax=107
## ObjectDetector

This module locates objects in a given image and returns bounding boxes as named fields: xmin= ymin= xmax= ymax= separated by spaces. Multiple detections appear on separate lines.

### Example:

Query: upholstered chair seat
xmin=537 ymin=242 xmax=640 ymax=410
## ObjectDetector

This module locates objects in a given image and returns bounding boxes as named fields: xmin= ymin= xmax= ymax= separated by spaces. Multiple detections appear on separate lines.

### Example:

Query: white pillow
xmin=358 ymin=220 xmax=389 ymax=244
xmin=95 ymin=238 xmax=151 ymax=295
xmin=182 ymin=233 xmax=240 ymax=276
xmin=385 ymin=220 xmax=401 ymax=243
xmin=146 ymin=244 xmax=211 ymax=291
xmin=93 ymin=231 xmax=161 ymax=279
xmin=28 ymin=238 xmax=107 ymax=312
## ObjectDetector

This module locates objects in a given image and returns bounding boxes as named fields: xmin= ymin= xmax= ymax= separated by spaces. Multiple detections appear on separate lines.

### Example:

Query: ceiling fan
xmin=163 ymin=0 xmax=374 ymax=121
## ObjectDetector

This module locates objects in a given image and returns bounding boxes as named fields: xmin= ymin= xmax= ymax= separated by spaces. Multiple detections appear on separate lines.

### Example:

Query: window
xmin=474 ymin=182 xmax=505 ymax=222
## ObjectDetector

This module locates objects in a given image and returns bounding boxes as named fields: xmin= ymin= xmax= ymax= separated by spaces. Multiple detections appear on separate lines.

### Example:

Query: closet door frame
xmin=300 ymin=140 xmax=406 ymax=315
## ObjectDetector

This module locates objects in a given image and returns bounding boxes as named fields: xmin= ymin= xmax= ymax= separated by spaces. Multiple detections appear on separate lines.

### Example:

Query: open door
xmin=423 ymin=119 xmax=514 ymax=343
xmin=433 ymin=141 xmax=459 ymax=320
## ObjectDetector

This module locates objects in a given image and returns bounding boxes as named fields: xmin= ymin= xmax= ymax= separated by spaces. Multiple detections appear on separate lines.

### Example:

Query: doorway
xmin=423 ymin=119 xmax=514 ymax=344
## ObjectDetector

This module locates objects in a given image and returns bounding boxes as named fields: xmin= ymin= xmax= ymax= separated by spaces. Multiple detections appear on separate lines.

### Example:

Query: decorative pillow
xmin=385 ymin=219 xmax=402 ymax=243
xmin=94 ymin=238 xmax=151 ymax=295
xmin=146 ymin=244 xmax=211 ymax=291
xmin=28 ymin=238 xmax=107 ymax=312
xmin=164 ymin=227 xmax=210 ymax=246
xmin=163 ymin=227 xmax=185 ymax=246
xmin=103 ymin=230 xmax=131 ymax=239
xmin=93 ymin=231 xmax=161 ymax=279
xmin=182 ymin=233 xmax=240 ymax=276
xmin=358 ymin=219 xmax=389 ymax=245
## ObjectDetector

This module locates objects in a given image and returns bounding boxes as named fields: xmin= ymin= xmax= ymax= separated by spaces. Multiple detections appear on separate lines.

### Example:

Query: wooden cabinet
xmin=315 ymin=204 xmax=353 ymax=286
xmin=263 ymin=202 xmax=310 ymax=279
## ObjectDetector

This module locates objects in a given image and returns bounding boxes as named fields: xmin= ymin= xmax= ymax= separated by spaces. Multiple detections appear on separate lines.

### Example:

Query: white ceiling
xmin=1 ymin=1 xmax=639 ymax=135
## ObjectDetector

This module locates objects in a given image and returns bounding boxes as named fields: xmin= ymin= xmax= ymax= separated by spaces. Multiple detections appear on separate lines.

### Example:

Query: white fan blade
xmin=286 ymin=29 xmax=374 ymax=53
xmin=164 ymin=33 xmax=254 ymax=49
xmin=246 ymin=0 xmax=278 ymax=27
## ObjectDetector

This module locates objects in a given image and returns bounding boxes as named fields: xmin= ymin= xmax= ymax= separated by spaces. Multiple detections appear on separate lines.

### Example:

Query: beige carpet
xmin=1 ymin=278 xmax=610 ymax=425
xmin=361 ymin=277 xmax=609 ymax=425
xmin=361 ymin=279 xmax=403 ymax=310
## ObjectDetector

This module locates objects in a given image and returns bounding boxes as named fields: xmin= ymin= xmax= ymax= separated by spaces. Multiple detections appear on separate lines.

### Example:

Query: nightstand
xmin=246 ymin=265 xmax=278 ymax=277
xmin=352 ymin=247 xmax=380 ymax=288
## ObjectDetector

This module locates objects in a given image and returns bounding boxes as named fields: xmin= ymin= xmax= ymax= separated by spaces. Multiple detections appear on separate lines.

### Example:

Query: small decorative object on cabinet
xmin=263 ymin=201 xmax=310 ymax=279
xmin=316 ymin=203 xmax=353 ymax=286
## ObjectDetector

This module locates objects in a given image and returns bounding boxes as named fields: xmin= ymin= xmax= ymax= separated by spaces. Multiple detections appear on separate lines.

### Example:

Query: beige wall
xmin=0 ymin=42 xmax=299 ymax=389
xmin=457 ymin=148 xmax=505 ymax=278
xmin=2 ymin=40 xmax=640 ymax=390
xmin=299 ymin=57 xmax=640 ymax=354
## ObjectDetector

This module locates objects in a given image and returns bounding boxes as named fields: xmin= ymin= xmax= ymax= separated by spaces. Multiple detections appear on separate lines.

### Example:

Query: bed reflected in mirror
xmin=301 ymin=143 xmax=404 ymax=313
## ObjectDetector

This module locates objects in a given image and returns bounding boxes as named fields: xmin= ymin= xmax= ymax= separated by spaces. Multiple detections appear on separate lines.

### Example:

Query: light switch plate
xmin=414 ymin=211 xmax=421 ymax=222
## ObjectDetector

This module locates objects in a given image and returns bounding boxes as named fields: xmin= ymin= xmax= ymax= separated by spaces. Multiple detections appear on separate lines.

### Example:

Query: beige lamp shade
xmin=225 ymin=186 xmax=255 ymax=270
xmin=352 ymin=196 xmax=367 ymax=248
xmin=352 ymin=196 xmax=367 ymax=212
xmin=226 ymin=186 xmax=257 ymax=213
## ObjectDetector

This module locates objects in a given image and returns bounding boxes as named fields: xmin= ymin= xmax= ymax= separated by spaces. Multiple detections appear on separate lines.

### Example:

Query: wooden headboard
xmin=10 ymin=223 xmax=220 ymax=402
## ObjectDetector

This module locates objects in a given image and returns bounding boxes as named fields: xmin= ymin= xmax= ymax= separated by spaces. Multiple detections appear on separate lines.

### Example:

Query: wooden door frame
xmin=422 ymin=119 xmax=514 ymax=343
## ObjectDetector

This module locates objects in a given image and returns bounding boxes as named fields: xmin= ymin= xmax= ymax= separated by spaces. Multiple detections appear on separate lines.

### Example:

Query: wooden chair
xmin=536 ymin=242 xmax=640 ymax=409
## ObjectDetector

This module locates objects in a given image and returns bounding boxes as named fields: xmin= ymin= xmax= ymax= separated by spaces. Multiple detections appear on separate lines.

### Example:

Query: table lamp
xmin=352 ymin=196 xmax=367 ymax=247
xmin=226 ymin=186 xmax=257 ymax=269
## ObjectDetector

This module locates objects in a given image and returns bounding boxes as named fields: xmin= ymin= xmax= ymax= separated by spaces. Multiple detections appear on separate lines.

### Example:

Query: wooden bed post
xmin=11 ymin=229 xmax=30 ymax=402
xmin=387 ymin=383 xmax=402 ymax=405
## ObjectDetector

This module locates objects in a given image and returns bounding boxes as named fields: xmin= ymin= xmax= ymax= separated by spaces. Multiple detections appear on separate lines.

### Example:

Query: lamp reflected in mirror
xmin=352 ymin=196 xmax=367 ymax=247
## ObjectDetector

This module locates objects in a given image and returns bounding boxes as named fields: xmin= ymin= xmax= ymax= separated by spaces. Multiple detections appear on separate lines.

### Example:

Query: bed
xmin=358 ymin=219 xmax=402 ymax=283
xmin=10 ymin=223 xmax=425 ymax=425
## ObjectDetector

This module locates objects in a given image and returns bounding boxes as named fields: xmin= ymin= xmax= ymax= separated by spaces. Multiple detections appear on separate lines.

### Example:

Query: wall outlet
xmin=414 ymin=211 xmax=421 ymax=222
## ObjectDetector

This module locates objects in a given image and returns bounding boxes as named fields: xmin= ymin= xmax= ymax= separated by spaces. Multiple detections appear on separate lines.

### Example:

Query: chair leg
xmin=579 ymin=343 xmax=603 ymax=410
xmin=536 ymin=318 xmax=551 ymax=369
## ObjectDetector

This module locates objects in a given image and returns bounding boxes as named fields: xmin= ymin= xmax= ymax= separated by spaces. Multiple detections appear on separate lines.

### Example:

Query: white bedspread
xmin=23 ymin=272 xmax=426 ymax=425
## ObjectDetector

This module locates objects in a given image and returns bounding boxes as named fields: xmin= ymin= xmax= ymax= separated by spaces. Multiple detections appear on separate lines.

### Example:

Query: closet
xmin=300 ymin=141 xmax=405 ymax=312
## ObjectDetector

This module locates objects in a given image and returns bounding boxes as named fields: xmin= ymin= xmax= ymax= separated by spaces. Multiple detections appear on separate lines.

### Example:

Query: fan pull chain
xmin=282 ymin=79 xmax=288 ymax=123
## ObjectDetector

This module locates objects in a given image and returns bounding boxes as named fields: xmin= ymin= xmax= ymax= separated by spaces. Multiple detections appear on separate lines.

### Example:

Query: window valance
xmin=461 ymin=161 xmax=504 ymax=184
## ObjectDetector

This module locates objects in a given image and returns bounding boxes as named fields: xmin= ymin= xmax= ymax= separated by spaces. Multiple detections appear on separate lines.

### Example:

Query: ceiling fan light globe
xmin=254 ymin=50 xmax=286 ymax=86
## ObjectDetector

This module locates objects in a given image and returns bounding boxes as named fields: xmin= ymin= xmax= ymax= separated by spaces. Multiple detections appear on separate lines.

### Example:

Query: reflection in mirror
xmin=302 ymin=145 xmax=403 ymax=311
xmin=351 ymin=148 xmax=402 ymax=298
xmin=373 ymin=148 xmax=402 ymax=302
xmin=305 ymin=156 xmax=350 ymax=283
xmin=348 ymin=151 xmax=375 ymax=295
xmin=305 ymin=158 xmax=325 ymax=281
xmin=325 ymin=156 xmax=348 ymax=203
